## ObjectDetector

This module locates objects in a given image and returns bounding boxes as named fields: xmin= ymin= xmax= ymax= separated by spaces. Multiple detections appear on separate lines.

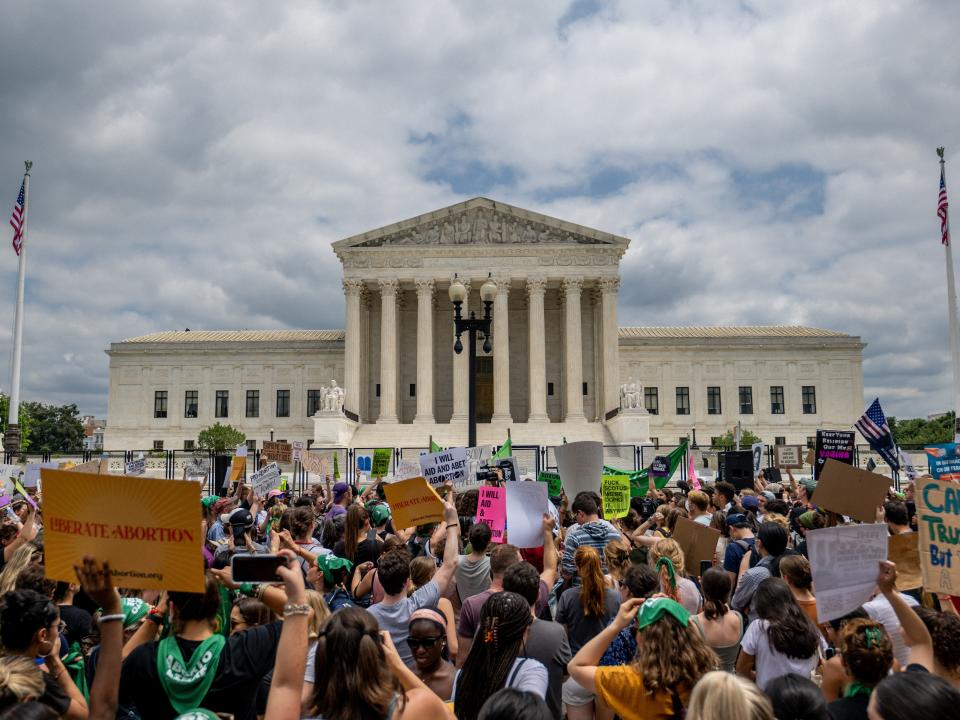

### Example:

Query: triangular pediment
xmin=332 ymin=197 xmax=630 ymax=251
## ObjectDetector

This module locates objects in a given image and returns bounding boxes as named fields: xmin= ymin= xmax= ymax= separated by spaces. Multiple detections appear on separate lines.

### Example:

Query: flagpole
xmin=4 ymin=161 xmax=30 ymax=455
xmin=939 ymin=148 xmax=960 ymax=441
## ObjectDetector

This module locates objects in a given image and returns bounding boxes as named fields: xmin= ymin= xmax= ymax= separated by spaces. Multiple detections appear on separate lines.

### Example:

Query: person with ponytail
xmin=603 ymin=538 xmax=631 ymax=590
xmin=333 ymin=504 xmax=382 ymax=566
xmin=555 ymin=546 xmax=620 ymax=720
xmin=826 ymin=619 xmax=893 ymax=720
xmin=693 ymin=567 xmax=744 ymax=673
xmin=649 ymin=538 xmax=703 ymax=614
xmin=452 ymin=592 xmax=548 ymax=720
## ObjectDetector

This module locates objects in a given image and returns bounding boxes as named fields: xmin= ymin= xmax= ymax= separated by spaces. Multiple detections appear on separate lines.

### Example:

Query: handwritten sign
xmin=923 ymin=443 xmax=960 ymax=482
xmin=292 ymin=441 xmax=304 ymax=462
xmin=650 ymin=456 xmax=670 ymax=478
xmin=917 ymin=478 xmax=960 ymax=595
xmin=476 ymin=486 xmax=506 ymax=543
xmin=601 ymin=474 xmax=631 ymax=519
xmin=124 ymin=458 xmax=146 ymax=476
xmin=42 ymin=469 xmax=203 ymax=592
xmin=250 ymin=462 xmax=281 ymax=496
xmin=814 ymin=430 xmax=855 ymax=481
xmin=262 ymin=441 xmax=292 ymax=464
xmin=419 ymin=447 xmax=468 ymax=486
xmin=505 ymin=481 xmax=548 ymax=548
xmin=301 ymin=451 xmax=331 ymax=477
xmin=372 ymin=448 xmax=392 ymax=478
xmin=751 ymin=443 xmax=765 ymax=475
xmin=538 ymin=471 xmax=563 ymax=497
xmin=382 ymin=477 xmax=445 ymax=530
xmin=808 ymin=523 xmax=888 ymax=622
xmin=774 ymin=444 xmax=805 ymax=469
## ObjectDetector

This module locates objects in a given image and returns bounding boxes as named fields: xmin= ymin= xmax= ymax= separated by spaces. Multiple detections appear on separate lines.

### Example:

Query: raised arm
xmin=877 ymin=560 xmax=934 ymax=671
xmin=430 ymin=500 xmax=461 ymax=594
xmin=540 ymin=513 xmax=558 ymax=590
xmin=3 ymin=504 xmax=37 ymax=561
xmin=265 ymin=550 xmax=310 ymax=720
xmin=569 ymin=598 xmax=643 ymax=692
xmin=75 ymin=558 xmax=121 ymax=720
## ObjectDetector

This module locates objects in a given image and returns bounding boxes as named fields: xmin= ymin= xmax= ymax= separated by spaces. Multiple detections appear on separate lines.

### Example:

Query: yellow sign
xmin=42 ymin=469 xmax=205 ymax=593
xmin=382 ymin=476 xmax=444 ymax=530
xmin=601 ymin=475 xmax=631 ymax=519
xmin=229 ymin=456 xmax=246 ymax=483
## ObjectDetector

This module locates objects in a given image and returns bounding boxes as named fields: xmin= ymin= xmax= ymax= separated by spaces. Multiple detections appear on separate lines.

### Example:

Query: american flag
xmin=940 ymin=165 xmax=950 ymax=246
xmin=855 ymin=398 xmax=899 ymax=471
xmin=9 ymin=180 xmax=24 ymax=256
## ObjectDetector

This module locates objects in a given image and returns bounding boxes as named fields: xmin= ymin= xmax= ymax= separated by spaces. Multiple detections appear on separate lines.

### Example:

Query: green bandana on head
xmin=201 ymin=496 xmax=218 ymax=510
xmin=317 ymin=554 xmax=354 ymax=586
xmin=655 ymin=557 xmax=677 ymax=589
xmin=157 ymin=634 xmax=226 ymax=714
xmin=174 ymin=709 xmax=219 ymax=720
xmin=637 ymin=597 xmax=690 ymax=630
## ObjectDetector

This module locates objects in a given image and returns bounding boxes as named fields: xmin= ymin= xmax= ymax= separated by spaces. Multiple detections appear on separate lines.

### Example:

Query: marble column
xmin=450 ymin=279 xmax=471 ymax=423
xmin=492 ymin=278 xmax=513 ymax=423
xmin=413 ymin=279 xmax=435 ymax=423
xmin=342 ymin=279 xmax=364 ymax=420
xmin=563 ymin=276 xmax=585 ymax=421
xmin=599 ymin=277 xmax=621 ymax=420
xmin=377 ymin=279 xmax=399 ymax=423
xmin=526 ymin=277 xmax=548 ymax=422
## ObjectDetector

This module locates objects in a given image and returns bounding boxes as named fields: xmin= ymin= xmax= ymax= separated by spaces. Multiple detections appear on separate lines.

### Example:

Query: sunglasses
xmin=406 ymin=636 xmax=443 ymax=649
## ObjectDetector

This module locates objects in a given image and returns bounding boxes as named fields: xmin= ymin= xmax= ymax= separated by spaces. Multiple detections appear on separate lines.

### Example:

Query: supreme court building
xmin=105 ymin=198 xmax=866 ymax=451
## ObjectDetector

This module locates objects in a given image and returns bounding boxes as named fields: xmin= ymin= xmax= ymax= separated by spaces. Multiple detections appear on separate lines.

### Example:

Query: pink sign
xmin=688 ymin=453 xmax=701 ymax=491
xmin=476 ymin=486 xmax=506 ymax=543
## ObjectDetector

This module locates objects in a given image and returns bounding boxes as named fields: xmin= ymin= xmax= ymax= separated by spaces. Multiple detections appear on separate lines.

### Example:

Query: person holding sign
xmin=0 ymin=501 xmax=37 ymax=573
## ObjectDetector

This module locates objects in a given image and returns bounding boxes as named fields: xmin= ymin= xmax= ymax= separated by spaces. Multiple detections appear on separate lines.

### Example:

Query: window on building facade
xmin=246 ymin=439 xmax=257 ymax=452
xmin=183 ymin=440 xmax=195 ymax=451
xmin=375 ymin=384 xmax=381 ymax=397
xmin=802 ymin=386 xmax=817 ymax=414
xmin=307 ymin=389 xmax=322 ymax=416
xmin=153 ymin=440 xmax=164 ymax=451
xmin=246 ymin=390 xmax=259 ymax=418
xmin=154 ymin=391 xmax=168 ymax=419
xmin=184 ymin=390 xmax=198 ymax=418
xmin=739 ymin=386 xmax=753 ymax=415
xmin=644 ymin=387 xmax=659 ymax=415
xmin=770 ymin=386 xmax=785 ymax=414
xmin=775 ymin=436 xmax=786 ymax=446
xmin=276 ymin=390 xmax=290 ymax=418
xmin=548 ymin=382 xmax=554 ymax=396
xmin=707 ymin=387 xmax=721 ymax=415
xmin=215 ymin=390 xmax=229 ymax=418
xmin=676 ymin=387 xmax=690 ymax=415
xmin=410 ymin=384 xmax=416 ymax=397
xmin=582 ymin=382 xmax=588 ymax=396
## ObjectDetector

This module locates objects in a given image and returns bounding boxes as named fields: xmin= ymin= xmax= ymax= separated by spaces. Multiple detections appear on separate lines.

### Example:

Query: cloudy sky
xmin=0 ymin=0 xmax=958 ymax=419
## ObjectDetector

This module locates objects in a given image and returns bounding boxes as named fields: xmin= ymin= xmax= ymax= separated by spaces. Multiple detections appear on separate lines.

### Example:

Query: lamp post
xmin=691 ymin=427 xmax=699 ymax=449
xmin=449 ymin=273 xmax=497 ymax=447
xmin=270 ymin=428 xmax=275 ymax=442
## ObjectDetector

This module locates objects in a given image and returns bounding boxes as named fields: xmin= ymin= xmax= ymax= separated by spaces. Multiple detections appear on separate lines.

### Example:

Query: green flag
xmin=333 ymin=452 xmax=340 ymax=479
xmin=604 ymin=443 xmax=688 ymax=498
xmin=430 ymin=439 xmax=443 ymax=453
xmin=491 ymin=437 xmax=512 ymax=460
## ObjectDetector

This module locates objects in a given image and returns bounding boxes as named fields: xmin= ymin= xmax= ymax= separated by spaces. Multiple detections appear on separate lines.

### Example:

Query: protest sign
xmin=371 ymin=448 xmax=392 ymax=478
xmin=751 ymin=443 xmax=765 ymax=475
xmin=355 ymin=454 xmax=371 ymax=474
xmin=124 ymin=458 xmax=146 ymax=477
xmin=774 ymin=444 xmax=805 ymax=469
xmin=301 ymin=451 xmax=331 ymax=477
xmin=476 ymin=486 xmax=506 ymax=543
xmin=67 ymin=459 xmax=102 ymax=474
xmin=917 ymin=478 xmax=960 ymax=594
xmin=923 ymin=443 xmax=960 ymax=482
xmin=395 ymin=460 xmax=422 ymax=481
xmin=0 ymin=464 xmax=20 ymax=495
xmin=538 ymin=471 xmax=563 ymax=497
xmin=250 ymin=462 xmax=281 ymax=496
xmin=466 ymin=445 xmax=492 ymax=465
xmin=814 ymin=430 xmax=855 ymax=481
xmin=495 ymin=456 xmax=520 ymax=483
xmin=382 ymin=476 xmax=445 ymax=530
xmin=13 ymin=479 xmax=36 ymax=509
xmin=292 ymin=441 xmax=304 ymax=462
xmin=807 ymin=523 xmax=888 ymax=622
xmin=650 ymin=456 xmax=670 ymax=478
xmin=236 ymin=444 xmax=248 ymax=458
xmin=262 ymin=441 xmax=292 ymax=464
xmin=555 ymin=441 xmax=603 ymax=497
xmin=42 ymin=469 xmax=204 ymax=592
xmin=333 ymin=452 xmax=341 ymax=479
xmin=228 ymin=455 xmax=246 ymax=482
xmin=888 ymin=532 xmax=922 ymax=592
xmin=24 ymin=462 xmax=57 ymax=488
xmin=505 ymin=481 xmax=548 ymax=548
xmin=601 ymin=475 xmax=631 ymax=519
xmin=418 ymin=447 xmax=468 ymax=487
xmin=814 ymin=459 xmax=890 ymax=523
xmin=672 ymin=516 xmax=721 ymax=573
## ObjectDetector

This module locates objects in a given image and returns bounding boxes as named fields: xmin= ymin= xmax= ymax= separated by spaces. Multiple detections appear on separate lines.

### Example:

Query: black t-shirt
xmin=332 ymin=538 xmax=381 ymax=565
xmin=119 ymin=622 xmax=281 ymax=720
xmin=40 ymin=671 xmax=72 ymax=716
xmin=58 ymin=604 xmax=93 ymax=646
xmin=828 ymin=696 xmax=869 ymax=720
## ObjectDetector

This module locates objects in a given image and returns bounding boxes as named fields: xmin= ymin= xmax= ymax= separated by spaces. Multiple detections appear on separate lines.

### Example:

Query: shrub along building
xmin=104 ymin=198 xmax=865 ymax=453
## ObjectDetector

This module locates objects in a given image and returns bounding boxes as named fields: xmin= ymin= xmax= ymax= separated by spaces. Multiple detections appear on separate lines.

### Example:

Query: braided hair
xmin=454 ymin=592 xmax=532 ymax=720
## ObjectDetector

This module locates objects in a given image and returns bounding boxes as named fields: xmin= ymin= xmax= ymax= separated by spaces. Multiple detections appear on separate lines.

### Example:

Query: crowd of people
xmin=1 ymin=465 xmax=960 ymax=720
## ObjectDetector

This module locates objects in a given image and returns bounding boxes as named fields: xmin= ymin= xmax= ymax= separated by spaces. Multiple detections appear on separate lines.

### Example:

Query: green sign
xmin=601 ymin=474 xmax=631 ymax=519
xmin=604 ymin=443 xmax=688 ymax=498
xmin=537 ymin=471 xmax=563 ymax=497
xmin=371 ymin=448 xmax=392 ymax=478
xmin=333 ymin=452 xmax=340 ymax=479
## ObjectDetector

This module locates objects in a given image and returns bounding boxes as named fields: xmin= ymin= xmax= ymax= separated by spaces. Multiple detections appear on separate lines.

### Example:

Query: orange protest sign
xmin=42 ymin=469 xmax=205 ymax=593
xmin=229 ymin=456 xmax=246 ymax=482
xmin=382 ymin=476 xmax=445 ymax=530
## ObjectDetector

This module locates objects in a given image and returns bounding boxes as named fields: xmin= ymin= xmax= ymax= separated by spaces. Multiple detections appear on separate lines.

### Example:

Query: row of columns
xmin=342 ymin=276 xmax=621 ymax=425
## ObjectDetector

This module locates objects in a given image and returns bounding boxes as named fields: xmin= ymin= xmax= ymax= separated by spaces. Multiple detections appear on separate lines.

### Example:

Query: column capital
xmin=562 ymin=276 xmax=584 ymax=293
xmin=598 ymin=277 xmax=621 ymax=294
xmin=414 ymin=278 xmax=435 ymax=296
xmin=343 ymin=278 xmax=365 ymax=296
xmin=525 ymin=277 xmax=548 ymax=297
xmin=494 ymin=277 xmax=511 ymax=298
xmin=378 ymin=278 xmax=400 ymax=296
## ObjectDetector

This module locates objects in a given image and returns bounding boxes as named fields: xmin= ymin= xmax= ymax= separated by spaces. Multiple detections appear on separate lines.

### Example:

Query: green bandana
xmin=798 ymin=511 xmax=819 ymax=530
xmin=216 ymin=585 xmax=232 ymax=637
xmin=656 ymin=557 xmax=677 ymax=589
xmin=201 ymin=496 xmax=219 ymax=510
xmin=175 ymin=710 xmax=219 ymax=720
xmin=637 ymin=597 xmax=690 ymax=630
xmin=62 ymin=642 xmax=89 ymax=701
xmin=120 ymin=598 xmax=150 ymax=629
xmin=317 ymin=554 xmax=354 ymax=586
xmin=844 ymin=682 xmax=873 ymax=699
xmin=157 ymin=634 xmax=226 ymax=714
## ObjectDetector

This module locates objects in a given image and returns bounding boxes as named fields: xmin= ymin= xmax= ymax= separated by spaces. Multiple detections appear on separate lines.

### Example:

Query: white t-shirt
xmin=864 ymin=592 xmax=920 ymax=668
xmin=452 ymin=657 xmax=548 ymax=699
xmin=741 ymin=619 xmax=825 ymax=690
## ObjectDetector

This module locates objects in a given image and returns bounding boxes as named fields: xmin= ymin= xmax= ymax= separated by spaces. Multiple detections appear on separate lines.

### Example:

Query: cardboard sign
xmin=672 ymin=517 xmax=721 ymax=574
xmin=917 ymin=478 xmax=960 ymax=595
xmin=301 ymin=451 xmax=331 ymax=477
xmin=66 ymin=459 xmax=101 ymax=474
xmin=808 ymin=523 xmax=888 ymax=622
xmin=418 ymin=447 xmax=468 ymax=487
xmin=124 ymin=458 xmax=146 ymax=476
xmin=538 ymin=471 xmax=563 ymax=497
xmin=814 ymin=459 xmax=890 ymax=523
xmin=650 ymin=456 xmax=670 ymax=478
xmin=751 ymin=443 xmax=765 ymax=475
xmin=228 ymin=455 xmax=246 ymax=483
xmin=601 ymin=475 xmax=631 ymax=519
xmin=42 ymin=469 xmax=204 ymax=593
xmin=371 ymin=448 xmax=392 ymax=478
xmin=262 ymin=441 xmax=292 ymax=464
xmin=476 ymin=486 xmax=506 ymax=543
xmin=292 ymin=441 xmax=304 ymax=462
xmin=250 ymin=462 xmax=281 ymax=496
xmin=923 ymin=443 xmax=960 ymax=482
xmin=555 ymin=441 xmax=603 ymax=497
xmin=774 ymin=445 xmax=805 ymax=469
xmin=382 ymin=476 xmax=445 ymax=530
xmin=504 ymin=481 xmax=548 ymax=548
xmin=814 ymin=430 xmax=855 ymax=481
xmin=888 ymin=533 xmax=922 ymax=591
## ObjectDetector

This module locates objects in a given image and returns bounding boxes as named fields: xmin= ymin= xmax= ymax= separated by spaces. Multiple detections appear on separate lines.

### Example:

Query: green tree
xmin=889 ymin=412 xmax=954 ymax=446
xmin=713 ymin=428 xmax=763 ymax=448
xmin=21 ymin=402 xmax=84 ymax=453
xmin=0 ymin=393 xmax=32 ymax=452
xmin=198 ymin=423 xmax=246 ymax=452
